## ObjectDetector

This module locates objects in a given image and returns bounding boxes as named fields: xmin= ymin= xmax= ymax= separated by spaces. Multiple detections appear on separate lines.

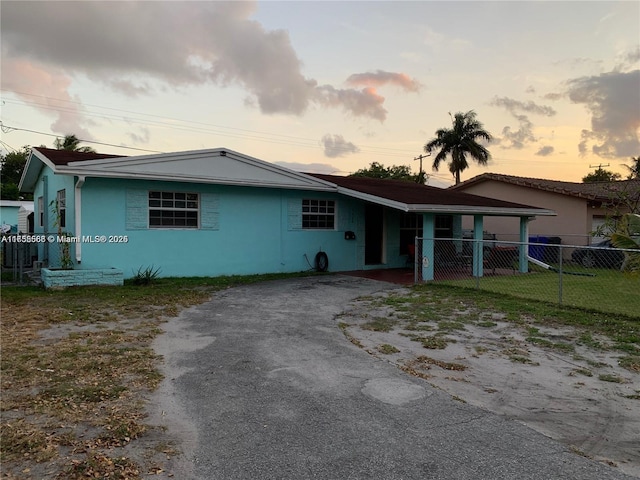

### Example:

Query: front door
xmin=365 ymin=204 xmax=384 ymax=265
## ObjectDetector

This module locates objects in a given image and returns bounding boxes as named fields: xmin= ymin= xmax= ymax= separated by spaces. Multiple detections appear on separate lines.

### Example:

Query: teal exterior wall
xmin=28 ymin=169 xmax=416 ymax=278
xmin=32 ymin=166 xmax=77 ymax=268
xmin=77 ymin=177 xmax=377 ymax=278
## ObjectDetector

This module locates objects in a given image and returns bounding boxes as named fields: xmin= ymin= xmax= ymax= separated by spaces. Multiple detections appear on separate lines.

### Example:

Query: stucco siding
xmin=31 ymin=167 xmax=77 ymax=267
xmin=77 ymin=178 xmax=365 ymax=278
xmin=457 ymin=181 xmax=590 ymax=246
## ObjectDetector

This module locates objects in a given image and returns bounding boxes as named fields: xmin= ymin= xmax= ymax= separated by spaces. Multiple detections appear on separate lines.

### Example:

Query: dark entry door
xmin=365 ymin=204 xmax=383 ymax=265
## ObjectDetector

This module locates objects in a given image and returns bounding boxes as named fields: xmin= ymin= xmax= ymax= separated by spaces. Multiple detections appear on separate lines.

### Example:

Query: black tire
xmin=581 ymin=253 xmax=595 ymax=268
xmin=315 ymin=252 xmax=329 ymax=272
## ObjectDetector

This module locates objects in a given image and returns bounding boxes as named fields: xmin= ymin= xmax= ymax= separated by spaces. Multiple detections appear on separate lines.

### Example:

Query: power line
xmin=0 ymin=122 xmax=163 ymax=153
xmin=1 ymin=90 xmax=421 ymax=158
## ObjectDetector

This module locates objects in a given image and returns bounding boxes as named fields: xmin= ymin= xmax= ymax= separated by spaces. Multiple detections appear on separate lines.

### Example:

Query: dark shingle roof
xmin=33 ymin=147 xmax=124 ymax=165
xmin=308 ymin=174 xmax=540 ymax=209
xmin=451 ymin=173 xmax=640 ymax=201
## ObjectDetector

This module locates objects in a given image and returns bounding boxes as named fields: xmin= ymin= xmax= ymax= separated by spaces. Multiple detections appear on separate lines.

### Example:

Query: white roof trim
xmin=334 ymin=187 xmax=409 ymax=211
xmin=34 ymin=148 xmax=338 ymax=192
xmin=406 ymin=205 xmax=557 ymax=216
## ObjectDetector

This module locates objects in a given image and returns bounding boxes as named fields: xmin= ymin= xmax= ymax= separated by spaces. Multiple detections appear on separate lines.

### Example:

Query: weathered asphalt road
xmin=151 ymin=275 xmax=633 ymax=479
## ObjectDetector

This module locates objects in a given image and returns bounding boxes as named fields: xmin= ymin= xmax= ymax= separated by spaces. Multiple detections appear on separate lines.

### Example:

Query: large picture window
xmin=149 ymin=191 xmax=199 ymax=228
xmin=302 ymin=199 xmax=335 ymax=229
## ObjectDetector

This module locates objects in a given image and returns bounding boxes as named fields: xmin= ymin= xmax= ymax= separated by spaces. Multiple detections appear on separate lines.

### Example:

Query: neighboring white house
xmin=0 ymin=200 xmax=34 ymax=233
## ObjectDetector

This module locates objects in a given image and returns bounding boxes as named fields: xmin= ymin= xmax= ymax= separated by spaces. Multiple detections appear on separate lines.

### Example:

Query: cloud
xmin=320 ymin=134 xmax=360 ymax=158
xmin=489 ymin=96 xmax=556 ymax=149
xmin=315 ymin=86 xmax=387 ymax=122
xmin=1 ymin=1 xmax=410 ymax=137
xmin=346 ymin=70 xmax=422 ymax=93
xmin=566 ymin=69 xmax=640 ymax=158
xmin=535 ymin=146 xmax=554 ymax=156
xmin=126 ymin=126 xmax=150 ymax=145
xmin=499 ymin=115 xmax=536 ymax=150
xmin=490 ymin=97 xmax=556 ymax=116
xmin=1 ymin=57 xmax=94 ymax=140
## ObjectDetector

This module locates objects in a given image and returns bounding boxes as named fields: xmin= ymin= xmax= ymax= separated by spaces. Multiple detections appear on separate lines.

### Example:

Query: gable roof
xmin=451 ymin=172 xmax=640 ymax=201
xmin=20 ymin=147 xmax=335 ymax=193
xmin=308 ymin=174 xmax=554 ymax=216
xmin=19 ymin=147 xmax=554 ymax=218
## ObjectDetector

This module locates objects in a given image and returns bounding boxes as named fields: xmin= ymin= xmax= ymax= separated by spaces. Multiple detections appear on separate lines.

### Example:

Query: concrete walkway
xmin=151 ymin=275 xmax=633 ymax=479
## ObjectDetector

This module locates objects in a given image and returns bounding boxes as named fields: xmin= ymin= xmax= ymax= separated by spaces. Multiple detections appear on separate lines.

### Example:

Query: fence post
xmin=558 ymin=245 xmax=563 ymax=305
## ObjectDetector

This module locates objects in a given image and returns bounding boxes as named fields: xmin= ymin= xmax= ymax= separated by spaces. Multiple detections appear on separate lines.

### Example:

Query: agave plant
xmin=611 ymin=213 xmax=640 ymax=274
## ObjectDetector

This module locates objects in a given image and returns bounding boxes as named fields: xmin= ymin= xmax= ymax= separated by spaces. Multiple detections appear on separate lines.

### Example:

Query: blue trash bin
xmin=528 ymin=236 xmax=549 ymax=261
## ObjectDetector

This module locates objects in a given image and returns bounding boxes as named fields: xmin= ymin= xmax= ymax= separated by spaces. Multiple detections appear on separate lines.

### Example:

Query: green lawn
xmin=439 ymin=269 xmax=640 ymax=318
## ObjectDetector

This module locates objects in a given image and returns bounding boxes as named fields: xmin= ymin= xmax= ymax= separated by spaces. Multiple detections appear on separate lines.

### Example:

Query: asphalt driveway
xmin=150 ymin=275 xmax=633 ymax=479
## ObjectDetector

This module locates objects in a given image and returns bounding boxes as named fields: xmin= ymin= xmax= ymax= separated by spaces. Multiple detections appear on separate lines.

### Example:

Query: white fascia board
xmin=406 ymin=204 xmax=556 ymax=216
xmin=18 ymin=150 xmax=53 ymax=192
xmin=56 ymin=167 xmax=338 ymax=191
xmin=335 ymin=187 xmax=409 ymax=211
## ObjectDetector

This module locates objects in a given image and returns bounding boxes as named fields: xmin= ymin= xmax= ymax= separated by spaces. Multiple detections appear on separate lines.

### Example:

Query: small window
xmin=56 ymin=190 xmax=66 ymax=228
xmin=302 ymin=199 xmax=335 ymax=229
xmin=149 ymin=191 xmax=199 ymax=228
xmin=400 ymin=213 xmax=423 ymax=255
xmin=38 ymin=196 xmax=44 ymax=227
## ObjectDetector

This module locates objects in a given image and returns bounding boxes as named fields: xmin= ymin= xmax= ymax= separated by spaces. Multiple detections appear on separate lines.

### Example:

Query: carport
xmin=309 ymin=174 xmax=556 ymax=281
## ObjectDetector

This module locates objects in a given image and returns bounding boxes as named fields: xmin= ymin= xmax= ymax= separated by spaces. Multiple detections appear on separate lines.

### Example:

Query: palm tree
xmin=54 ymin=134 xmax=96 ymax=153
xmin=424 ymin=110 xmax=492 ymax=185
xmin=623 ymin=156 xmax=640 ymax=180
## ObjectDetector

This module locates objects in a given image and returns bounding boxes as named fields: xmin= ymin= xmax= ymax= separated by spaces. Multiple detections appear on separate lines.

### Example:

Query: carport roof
xmin=308 ymin=173 xmax=555 ymax=217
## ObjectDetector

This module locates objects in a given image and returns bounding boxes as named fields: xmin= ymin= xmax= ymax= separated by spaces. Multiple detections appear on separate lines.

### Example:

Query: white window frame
xmin=38 ymin=196 xmax=44 ymax=227
xmin=56 ymin=190 xmax=66 ymax=228
xmin=302 ymin=199 xmax=336 ymax=230
xmin=148 ymin=191 xmax=199 ymax=229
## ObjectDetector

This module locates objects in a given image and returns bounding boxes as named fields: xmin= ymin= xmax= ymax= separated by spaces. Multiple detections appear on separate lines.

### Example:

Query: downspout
xmin=75 ymin=176 xmax=85 ymax=263
xmin=43 ymin=175 xmax=49 ymax=263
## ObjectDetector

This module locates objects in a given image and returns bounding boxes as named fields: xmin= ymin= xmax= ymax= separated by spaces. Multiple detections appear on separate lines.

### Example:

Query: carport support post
xmin=519 ymin=217 xmax=530 ymax=273
xmin=473 ymin=215 xmax=484 ymax=277
xmin=421 ymin=213 xmax=435 ymax=281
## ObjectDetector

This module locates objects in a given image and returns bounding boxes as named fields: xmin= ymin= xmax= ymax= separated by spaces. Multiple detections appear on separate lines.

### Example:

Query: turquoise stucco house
xmin=19 ymin=147 xmax=554 ymax=282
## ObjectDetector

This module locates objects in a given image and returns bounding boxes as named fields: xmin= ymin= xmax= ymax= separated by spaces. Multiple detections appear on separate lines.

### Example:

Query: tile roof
xmin=307 ymin=173 xmax=541 ymax=210
xmin=451 ymin=173 xmax=640 ymax=201
xmin=32 ymin=147 xmax=124 ymax=165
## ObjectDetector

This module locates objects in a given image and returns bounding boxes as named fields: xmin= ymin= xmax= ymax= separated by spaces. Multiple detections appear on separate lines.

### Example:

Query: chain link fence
xmin=1 ymin=236 xmax=38 ymax=284
xmin=413 ymin=237 xmax=639 ymax=318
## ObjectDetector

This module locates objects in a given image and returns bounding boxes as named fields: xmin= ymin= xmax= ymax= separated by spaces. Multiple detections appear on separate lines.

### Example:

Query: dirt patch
xmin=339 ymin=288 xmax=640 ymax=478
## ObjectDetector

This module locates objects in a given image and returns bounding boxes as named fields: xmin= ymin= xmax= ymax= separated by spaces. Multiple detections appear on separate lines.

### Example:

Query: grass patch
xmin=413 ymin=355 xmax=467 ymax=371
xmin=361 ymin=317 xmax=398 ymax=332
xmin=414 ymin=335 xmax=453 ymax=350
xmin=476 ymin=320 xmax=497 ymax=328
xmin=526 ymin=335 xmax=575 ymax=353
xmin=438 ymin=269 xmax=640 ymax=319
xmin=409 ymin=284 xmax=639 ymax=355
xmin=598 ymin=373 xmax=626 ymax=383
xmin=570 ymin=368 xmax=593 ymax=377
xmin=377 ymin=344 xmax=400 ymax=354
xmin=618 ymin=356 xmax=640 ymax=373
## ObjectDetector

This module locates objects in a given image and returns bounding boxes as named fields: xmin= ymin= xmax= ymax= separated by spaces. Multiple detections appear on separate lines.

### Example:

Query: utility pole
xmin=414 ymin=153 xmax=430 ymax=184
xmin=589 ymin=163 xmax=610 ymax=170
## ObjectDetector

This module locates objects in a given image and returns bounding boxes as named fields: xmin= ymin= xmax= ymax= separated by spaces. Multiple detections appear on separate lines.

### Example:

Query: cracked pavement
xmin=150 ymin=275 xmax=634 ymax=479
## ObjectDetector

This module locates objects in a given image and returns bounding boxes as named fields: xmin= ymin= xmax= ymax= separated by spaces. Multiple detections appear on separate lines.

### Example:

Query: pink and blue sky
xmin=1 ymin=1 xmax=638 ymax=186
